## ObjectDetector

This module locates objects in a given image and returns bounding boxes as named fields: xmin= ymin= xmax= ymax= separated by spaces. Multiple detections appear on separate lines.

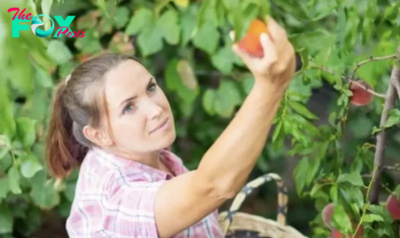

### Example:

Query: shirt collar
xmin=90 ymin=146 xmax=180 ymax=180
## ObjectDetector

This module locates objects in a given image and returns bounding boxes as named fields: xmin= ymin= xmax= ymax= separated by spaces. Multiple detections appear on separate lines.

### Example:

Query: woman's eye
xmin=124 ymin=104 xmax=134 ymax=114
xmin=147 ymin=83 xmax=156 ymax=93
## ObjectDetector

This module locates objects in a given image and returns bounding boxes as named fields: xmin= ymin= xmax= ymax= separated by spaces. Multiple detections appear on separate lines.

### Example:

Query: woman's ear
xmin=83 ymin=125 xmax=113 ymax=147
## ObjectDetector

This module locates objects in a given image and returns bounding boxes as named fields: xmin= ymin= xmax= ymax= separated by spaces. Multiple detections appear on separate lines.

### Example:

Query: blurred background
xmin=0 ymin=0 xmax=400 ymax=237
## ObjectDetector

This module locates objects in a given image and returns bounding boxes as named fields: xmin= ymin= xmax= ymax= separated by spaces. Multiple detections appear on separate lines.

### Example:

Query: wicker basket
xmin=218 ymin=173 xmax=308 ymax=238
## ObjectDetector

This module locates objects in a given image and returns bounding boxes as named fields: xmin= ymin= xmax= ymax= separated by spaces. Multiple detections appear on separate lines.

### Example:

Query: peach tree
xmin=0 ymin=0 xmax=400 ymax=237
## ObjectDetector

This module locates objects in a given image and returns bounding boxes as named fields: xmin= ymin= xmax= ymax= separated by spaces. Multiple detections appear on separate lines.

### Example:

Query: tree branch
xmin=350 ymin=53 xmax=399 ymax=80
xmin=311 ymin=66 xmax=387 ymax=98
xmin=383 ymin=163 xmax=400 ymax=172
xmin=349 ymin=80 xmax=387 ymax=98
xmin=369 ymin=62 xmax=400 ymax=205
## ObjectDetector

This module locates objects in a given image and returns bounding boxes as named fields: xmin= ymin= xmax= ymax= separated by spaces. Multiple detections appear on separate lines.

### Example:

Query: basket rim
xmin=218 ymin=211 xmax=308 ymax=238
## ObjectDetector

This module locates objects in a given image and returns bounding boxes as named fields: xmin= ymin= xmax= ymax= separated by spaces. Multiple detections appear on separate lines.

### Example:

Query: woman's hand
xmin=230 ymin=16 xmax=296 ymax=94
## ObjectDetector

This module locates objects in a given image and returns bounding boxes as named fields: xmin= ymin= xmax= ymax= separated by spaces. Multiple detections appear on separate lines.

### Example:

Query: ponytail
xmin=45 ymin=82 xmax=86 ymax=178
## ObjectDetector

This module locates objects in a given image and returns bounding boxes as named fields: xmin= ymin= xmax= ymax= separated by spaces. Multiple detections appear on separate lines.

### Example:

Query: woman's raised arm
xmin=154 ymin=16 xmax=296 ymax=238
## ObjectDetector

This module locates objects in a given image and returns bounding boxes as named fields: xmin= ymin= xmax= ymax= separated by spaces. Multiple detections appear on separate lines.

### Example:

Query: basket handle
xmin=220 ymin=173 xmax=288 ymax=234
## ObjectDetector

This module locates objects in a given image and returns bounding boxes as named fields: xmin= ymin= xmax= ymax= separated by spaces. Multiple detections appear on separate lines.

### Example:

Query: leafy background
xmin=0 ymin=0 xmax=400 ymax=237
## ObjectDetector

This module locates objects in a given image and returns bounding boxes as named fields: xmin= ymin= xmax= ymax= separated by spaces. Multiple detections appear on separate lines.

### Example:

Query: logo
xmin=8 ymin=7 xmax=85 ymax=38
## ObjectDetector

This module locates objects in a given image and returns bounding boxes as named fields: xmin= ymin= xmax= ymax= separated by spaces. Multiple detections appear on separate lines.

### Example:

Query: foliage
xmin=0 ymin=0 xmax=400 ymax=237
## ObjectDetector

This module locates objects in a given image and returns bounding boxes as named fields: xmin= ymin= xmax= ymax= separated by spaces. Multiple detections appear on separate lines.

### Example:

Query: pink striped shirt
xmin=66 ymin=146 xmax=224 ymax=238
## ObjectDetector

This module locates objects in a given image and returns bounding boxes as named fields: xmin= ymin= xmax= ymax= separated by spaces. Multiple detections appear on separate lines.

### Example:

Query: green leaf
xmin=0 ymin=147 xmax=9 ymax=160
xmin=331 ymin=204 xmax=353 ymax=232
xmin=330 ymin=184 xmax=338 ymax=201
xmin=157 ymin=9 xmax=181 ymax=45
xmin=0 ymin=153 xmax=12 ymax=178
xmin=98 ymin=18 xmax=114 ymax=35
xmin=310 ymin=183 xmax=323 ymax=197
xmin=259 ymin=0 xmax=270 ymax=17
xmin=76 ymin=10 xmax=99 ymax=30
xmin=293 ymin=157 xmax=309 ymax=196
xmin=16 ymin=118 xmax=36 ymax=149
xmin=350 ymin=154 xmax=364 ymax=174
xmin=349 ymin=117 xmax=374 ymax=139
xmin=165 ymin=59 xmax=181 ymax=91
xmin=20 ymin=154 xmax=43 ymax=178
xmin=31 ymin=171 xmax=60 ymax=209
xmin=383 ymin=3 xmax=398 ymax=21
xmin=179 ymin=9 xmax=197 ymax=46
xmin=41 ymin=0 xmax=53 ymax=31
xmin=0 ymin=86 xmax=16 ymax=138
xmin=192 ymin=23 xmax=220 ymax=54
xmin=165 ymin=59 xmax=199 ymax=104
xmin=335 ymin=7 xmax=347 ymax=51
xmin=125 ymin=8 xmax=154 ymax=35
xmin=173 ymin=0 xmax=188 ymax=8
xmin=362 ymin=214 xmax=384 ymax=223
xmin=272 ymin=121 xmax=283 ymax=142
xmin=337 ymin=172 xmax=364 ymax=187
xmin=395 ymin=185 xmax=400 ymax=199
xmin=214 ymin=80 xmax=242 ymax=118
xmin=306 ymin=155 xmax=321 ymax=186
xmin=46 ymin=40 xmax=72 ymax=65
xmin=382 ymin=109 xmax=400 ymax=129
xmin=74 ymin=29 xmax=102 ymax=54
xmin=8 ymin=165 xmax=21 ymax=194
xmin=31 ymin=182 xmax=61 ymax=210
xmin=310 ymin=1 xmax=338 ymax=20
xmin=294 ymin=49 xmax=309 ymax=76
xmin=27 ymin=0 xmax=38 ymax=16
xmin=0 ymin=177 xmax=10 ymax=199
xmin=114 ymin=7 xmax=130 ymax=29
xmin=240 ymin=77 xmax=254 ymax=95
xmin=196 ymin=0 xmax=210 ymax=27
xmin=340 ymin=187 xmax=364 ymax=208
xmin=137 ymin=26 xmax=163 ymax=56
xmin=95 ymin=0 xmax=108 ymax=17
xmin=211 ymin=46 xmax=237 ymax=74
xmin=202 ymin=89 xmax=217 ymax=116
xmin=288 ymin=100 xmax=317 ymax=120
xmin=177 ymin=60 xmax=198 ymax=90
xmin=367 ymin=205 xmax=393 ymax=223
xmin=0 ymin=203 xmax=13 ymax=234
xmin=35 ymin=66 xmax=53 ymax=88
xmin=65 ymin=181 xmax=77 ymax=202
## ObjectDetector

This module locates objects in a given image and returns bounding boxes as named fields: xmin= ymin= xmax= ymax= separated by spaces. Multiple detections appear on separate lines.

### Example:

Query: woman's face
xmin=102 ymin=59 xmax=176 ymax=154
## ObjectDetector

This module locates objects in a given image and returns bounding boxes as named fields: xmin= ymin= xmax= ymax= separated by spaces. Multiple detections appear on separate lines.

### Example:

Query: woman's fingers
xmin=231 ymin=44 xmax=252 ymax=66
xmin=264 ymin=16 xmax=287 ymax=42
xmin=229 ymin=30 xmax=235 ymax=41
xmin=259 ymin=33 xmax=277 ymax=65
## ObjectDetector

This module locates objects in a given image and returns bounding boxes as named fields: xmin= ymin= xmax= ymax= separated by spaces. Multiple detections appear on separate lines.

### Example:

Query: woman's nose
xmin=142 ymin=100 xmax=163 ymax=120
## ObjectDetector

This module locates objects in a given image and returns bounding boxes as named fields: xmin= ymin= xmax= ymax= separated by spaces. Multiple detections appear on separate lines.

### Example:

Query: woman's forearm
xmin=196 ymin=82 xmax=284 ymax=197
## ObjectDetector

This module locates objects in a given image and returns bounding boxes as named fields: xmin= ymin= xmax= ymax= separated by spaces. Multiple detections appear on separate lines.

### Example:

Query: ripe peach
xmin=330 ymin=229 xmax=342 ymax=238
xmin=322 ymin=203 xmax=335 ymax=230
xmin=349 ymin=80 xmax=373 ymax=106
xmin=386 ymin=194 xmax=400 ymax=220
xmin=237 ymin=18 xmax=270 ymax=58
xmin=329 ymin=227 xmax=363 ymax=238
xmin=323 ymin=203 xmax=363 ymax=237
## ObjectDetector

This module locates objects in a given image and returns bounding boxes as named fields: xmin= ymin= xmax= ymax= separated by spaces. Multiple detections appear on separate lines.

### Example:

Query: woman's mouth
xmin=150 ymin=117 xmax=169 ymax=134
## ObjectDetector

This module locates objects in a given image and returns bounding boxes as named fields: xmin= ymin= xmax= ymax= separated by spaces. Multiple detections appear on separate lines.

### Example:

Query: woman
xmin=45 ymin=16 xmax=295 ymax=238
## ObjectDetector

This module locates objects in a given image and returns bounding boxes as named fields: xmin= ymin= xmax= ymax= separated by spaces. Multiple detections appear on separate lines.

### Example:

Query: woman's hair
xmin=45 ymin=53 xmax=140 ymax=178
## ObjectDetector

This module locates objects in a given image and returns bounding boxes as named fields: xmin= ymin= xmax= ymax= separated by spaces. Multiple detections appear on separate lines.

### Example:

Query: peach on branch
xmin=237 ymin=18 xmax=271 ymax=58
xmin=386 ymin=194 xmax=400 ymax=220
xmin=349 ymin=80 xmax=373 ymax=106
xmin=322 ymin=203 xmax=335 ymax=230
